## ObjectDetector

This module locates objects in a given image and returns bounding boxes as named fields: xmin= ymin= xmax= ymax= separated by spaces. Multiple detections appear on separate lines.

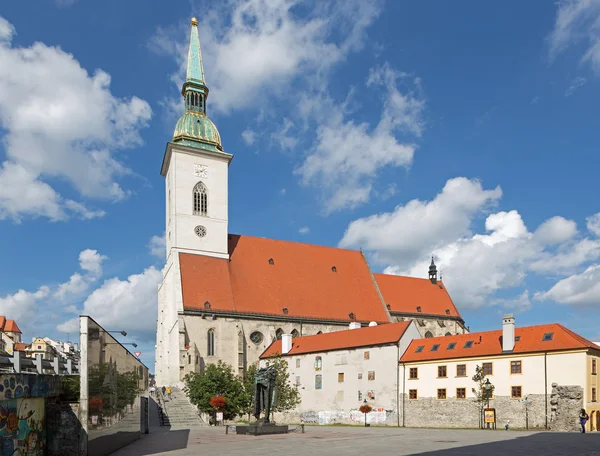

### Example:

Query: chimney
xmin=502 ymin=314 xmax=515 ymax=352
xmin=281 ymin=334 xmax=292 ymax=354
xmin=368 ymin=321 xmax=378 ymax=327
xmin=349 ymin=322 xmax=361 ymax=330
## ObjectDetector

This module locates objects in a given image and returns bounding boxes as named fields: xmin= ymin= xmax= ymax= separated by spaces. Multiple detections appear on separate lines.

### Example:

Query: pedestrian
xmin=579 ymin=408 xmax=589 ymax=433
xmin=149 ymin=386 xmax=156 ymax=397
xmin=167 ymin=386 xmax=172 ymax=400
xmin=162 ymin=386 xmax=166 ymax=397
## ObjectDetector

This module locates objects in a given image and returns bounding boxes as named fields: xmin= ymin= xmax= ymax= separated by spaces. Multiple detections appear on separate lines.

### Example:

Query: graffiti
xmin=349 ymin=407 xmax=387 ymax=424
xmin=0 ymin=397 xmax=45 ymax=456
xmin=300 ymin=411 xmax=318 ymax=424
xmin=318 ymin=410 xmax=346 ymax=425
xmin=0 ymin=375 xmax=62 ymax=402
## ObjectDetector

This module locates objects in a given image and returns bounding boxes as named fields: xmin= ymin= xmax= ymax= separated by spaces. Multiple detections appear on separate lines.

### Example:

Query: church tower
xmin=160 ymin=17 xmax=233 ymax=260
xmin=156 ymin=18 xmax=233 ymax=386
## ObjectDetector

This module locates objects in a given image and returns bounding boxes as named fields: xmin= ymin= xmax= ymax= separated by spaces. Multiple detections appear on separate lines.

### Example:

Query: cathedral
xmin=155 ymin=18 xmax=468 ymax=386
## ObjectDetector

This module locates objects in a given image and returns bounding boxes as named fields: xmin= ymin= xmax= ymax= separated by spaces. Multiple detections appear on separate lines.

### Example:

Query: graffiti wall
xmin=0 ymin=375 xmax=62 ymax=402
xmin=298 ymin=408 xmax=390 ymax=426
xmin=0 ymin=397 xmax=45 ymax=456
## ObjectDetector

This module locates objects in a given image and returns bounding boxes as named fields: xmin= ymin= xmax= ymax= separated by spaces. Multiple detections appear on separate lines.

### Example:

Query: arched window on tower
xmin=424 ymin=331 xmax=433 ymax=338
xmin=291 ymin=329 xmax=299 ymax=338
xmin=207 ymin=329 xmax=215 ymax=356
xmin=193 ymin=182 xmax=208 ymax=216
xmin=275 ymin=328 xmax=283 ymax=340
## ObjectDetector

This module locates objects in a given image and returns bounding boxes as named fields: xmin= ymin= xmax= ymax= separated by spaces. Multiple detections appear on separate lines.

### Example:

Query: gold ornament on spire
xmin=191 ymin=17 xmax=198 ymax=26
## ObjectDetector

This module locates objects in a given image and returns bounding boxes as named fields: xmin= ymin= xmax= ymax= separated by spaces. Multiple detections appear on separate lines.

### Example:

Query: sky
xmin=1 ymin=0 xmax=600 ymax=371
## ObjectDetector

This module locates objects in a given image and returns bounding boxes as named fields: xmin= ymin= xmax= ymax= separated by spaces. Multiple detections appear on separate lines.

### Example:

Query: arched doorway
xmin=590 ymin=411 xmax=595 ymax=431
xmin=596 ymin=410 xmax=600 ymax=432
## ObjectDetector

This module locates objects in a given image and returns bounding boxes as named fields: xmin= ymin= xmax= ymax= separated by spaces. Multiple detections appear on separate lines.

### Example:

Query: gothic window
xmin=275 ymin=328 xmax=283 ymax=340
xmin=291 ymin=329 xmax=299 ymax=338
xmin=193 ymin=182 xmax=208 ymax=216
xmin=207 ymin=329 xmax=215 ymax=356
xmin=314 ymin=356 xmax=322 ymax=371
xmin=316 ymin=331 xmax=323 ymax=335
xmin=424 ymin=331 xmax=433 ymax=338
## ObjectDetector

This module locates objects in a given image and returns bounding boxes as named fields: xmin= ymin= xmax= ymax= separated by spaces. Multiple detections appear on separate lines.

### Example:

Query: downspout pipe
xmin=544 ymin=352 xmax=548 ymax=430
xmin=397 ymin=344 xmax=400 ymax=427
xmin=402 ymin=363 xmax=406 ymax=427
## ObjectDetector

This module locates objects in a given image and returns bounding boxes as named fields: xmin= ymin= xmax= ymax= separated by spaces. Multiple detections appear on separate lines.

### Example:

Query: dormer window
xmin=282 ymin=307 xmax=289 ymax=315
xmin=349 ymin=312 xmax=355 ymax=321
xmin=331 ymin=266 xmax=337 ymax=272
xmin=542 ymin=332 xmax=554 ymax=341
xmin=204 ymin=301 xmax=211 ymax=310
xmin=416 ymin=306 xmax=422 ymax=313
xmin=445 ymin=309 xmax=450 ymax=315
xmin=268 ymin=258 xmax=274 ymax=265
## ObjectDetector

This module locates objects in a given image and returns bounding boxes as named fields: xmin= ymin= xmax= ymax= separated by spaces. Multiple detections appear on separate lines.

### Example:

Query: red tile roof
xmin=260 ymin=321 xmax=412 ymax=358
xmin=0 ymin=317 xmax=21 ymax=334
xmin=180 ymin=235 xmax=392 ymax=323
xmin=400 ymin=323 xmax=600 ymax=363
xmin=375 ymin=275 xmax=462 ymax=320
xmin=3 ymin=320 xmax=21 ymax=334
xmin=13 ymin=343 xmax=28 ymax=352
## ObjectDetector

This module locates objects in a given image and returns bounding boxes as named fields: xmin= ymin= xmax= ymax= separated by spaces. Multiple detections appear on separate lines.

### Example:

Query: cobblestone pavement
xmin=110 ymin=425 xmax=600 ymax=456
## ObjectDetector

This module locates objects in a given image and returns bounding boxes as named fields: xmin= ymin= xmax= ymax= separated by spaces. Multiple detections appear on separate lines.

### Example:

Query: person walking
xmin=161 ymin=386 xmax=166 ymax=397
xmin=579 ymin=408 xmax=589 ymax=433
xmin=149 ymin=385 xmax=156 ymax=397
xmin=167 ymin=386 xmax=172 ymax=400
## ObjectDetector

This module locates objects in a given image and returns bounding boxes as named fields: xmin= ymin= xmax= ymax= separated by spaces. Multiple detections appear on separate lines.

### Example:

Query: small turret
xmin=428 ymin=256 xmax=437 ymax=284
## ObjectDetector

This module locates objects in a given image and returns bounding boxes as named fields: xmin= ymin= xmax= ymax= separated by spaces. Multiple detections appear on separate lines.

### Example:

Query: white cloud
xmin=271 ymin=118 xmax=298 ymax=151
xmin=0 ymin=17 xmax=151 ymax=221
xmin=565 ymin=76 xmax=587 ymax=96
xmin=339 ymin=177 xmax=502 ymax=266
xmin=241 ymin=129 xmax=256 ymax=146
xmin=587 ymin=212 xmax=600 ymax=236
xmin=0 ymin=286 xmax=50 ymax=320
xmin=535 ymin=264 xmax=600 ymax=306
xmin=340 ymin=176 xmax=600 ymax=309
xmin=149 ymin=233 xmax=166 ymax=259
xmin=298 ymin=226 xmax=310 ymax=235
xmin=534 ymin=216 xmax=578 ymax=245
xmin=549 ymin=0 xmax=600 ymax=72
xmin=0 ymin=17 xmax=15 ymax=43
xmin=295 ymin=66 xmax=424 ymax=213
xmin=54 ymin=249 xmax=107 ymax=300
xmin=57 ymin=266 xmax=162 ymax=336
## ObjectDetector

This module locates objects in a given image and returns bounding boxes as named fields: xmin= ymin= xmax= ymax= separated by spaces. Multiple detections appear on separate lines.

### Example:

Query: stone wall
xmin=548 ymin=383 xmax=583 ymax=432
xmin=400 ymin=394 xmax=548 ymax=429
xmin=271 ymin=407 xmax=399 ymax=426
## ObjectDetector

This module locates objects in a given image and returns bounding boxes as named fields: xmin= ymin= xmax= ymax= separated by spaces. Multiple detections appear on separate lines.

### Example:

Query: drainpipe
xmin=300 ymin=321 xmax=303 ymax=337
xmin=397 ymin=344 xmax=400 ymax=427
xmin=544 ymin=352 xmax=548 ymax=430
xmin=402 ymin=363 xmax=406 ymax=427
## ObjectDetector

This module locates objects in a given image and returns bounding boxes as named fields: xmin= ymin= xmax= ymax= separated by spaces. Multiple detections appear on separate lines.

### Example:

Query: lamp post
xmin=359 ymin=398 xmax=372 ymax=428
xmin=107 ymin=331 xmax=128 ymax=337
xmin=104 ymin=342 xmax=137 ymax=348
xmin=484 ymin=378 xmax=492 ymax=429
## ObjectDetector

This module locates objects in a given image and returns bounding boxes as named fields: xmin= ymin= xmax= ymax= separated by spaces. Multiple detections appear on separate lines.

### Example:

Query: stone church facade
xmin=155 ymin=18 xmax=468 ymax=387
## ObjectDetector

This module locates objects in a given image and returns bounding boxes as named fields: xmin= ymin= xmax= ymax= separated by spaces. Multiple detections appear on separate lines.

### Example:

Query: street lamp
xmin=107 ymin=330 xmax=127 ymax=337
xmin=484 ymin=378 xmax=493 ymax=429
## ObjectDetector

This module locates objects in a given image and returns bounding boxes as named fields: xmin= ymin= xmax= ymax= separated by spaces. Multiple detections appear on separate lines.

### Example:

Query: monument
xmin=236 ymin=366 xmax=289 ymax=435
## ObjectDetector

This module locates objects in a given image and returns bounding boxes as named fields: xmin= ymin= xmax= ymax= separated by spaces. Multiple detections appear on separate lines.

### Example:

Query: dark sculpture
xmin=253 ymin=366 xmax=277 ymax=424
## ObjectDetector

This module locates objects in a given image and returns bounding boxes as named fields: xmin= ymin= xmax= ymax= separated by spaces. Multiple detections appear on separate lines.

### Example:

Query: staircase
xmin=161 ymin=387 xmax=205 ymax=429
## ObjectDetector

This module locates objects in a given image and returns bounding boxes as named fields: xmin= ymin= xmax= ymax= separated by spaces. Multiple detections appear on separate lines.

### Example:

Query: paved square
xmin=110 ymin=425 xmax=600 ymax=456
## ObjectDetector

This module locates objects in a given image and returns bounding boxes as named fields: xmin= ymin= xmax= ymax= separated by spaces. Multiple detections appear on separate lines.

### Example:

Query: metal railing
xmin=0 ymin=352 xmax=79 ymax=375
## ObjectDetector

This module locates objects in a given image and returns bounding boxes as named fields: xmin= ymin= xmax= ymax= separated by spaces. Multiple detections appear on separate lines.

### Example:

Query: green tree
xmin=242 ymin=363 xmax=259 ymax=420
xmin=471 ymin=365 xmax=495 ymax=429
xmin=264 ymin=355 xmax=301 ymax=414
xmin=184 ymin=361 xmax=248 ymax=421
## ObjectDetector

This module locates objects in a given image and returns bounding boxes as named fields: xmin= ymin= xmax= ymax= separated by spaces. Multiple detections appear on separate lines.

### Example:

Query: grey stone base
xmin=236 ymin=423 xmax=289 ymax=435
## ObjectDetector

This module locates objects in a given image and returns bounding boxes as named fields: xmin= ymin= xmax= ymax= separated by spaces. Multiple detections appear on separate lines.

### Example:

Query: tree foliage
xmin=471 ymin=364 xmax=495 ymax=428
xmin=184 ymin=361 xmax=248 ymax=420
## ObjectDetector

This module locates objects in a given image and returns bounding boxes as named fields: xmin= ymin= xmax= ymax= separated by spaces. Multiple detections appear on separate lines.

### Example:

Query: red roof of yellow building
xmin=260 ymin=321 xmax=412 ymax=358
xmin=180 ymin=234 xmax=463 ymax=323
xmin=400 ymin=323 xmax=600 ymax=363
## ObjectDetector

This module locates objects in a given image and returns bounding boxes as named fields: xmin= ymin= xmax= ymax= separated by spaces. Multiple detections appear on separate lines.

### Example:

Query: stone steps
xmin=161 ymin=388 xmax=205 ymax=428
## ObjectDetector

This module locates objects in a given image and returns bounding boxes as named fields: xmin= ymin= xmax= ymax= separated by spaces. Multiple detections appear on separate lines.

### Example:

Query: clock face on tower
xmin=194 ymin=164 xmax=208 ymax=178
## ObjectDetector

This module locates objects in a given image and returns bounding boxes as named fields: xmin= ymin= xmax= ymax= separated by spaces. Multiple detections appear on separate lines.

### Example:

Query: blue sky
xmin=1 ymin=0 xmax=600 ymax=370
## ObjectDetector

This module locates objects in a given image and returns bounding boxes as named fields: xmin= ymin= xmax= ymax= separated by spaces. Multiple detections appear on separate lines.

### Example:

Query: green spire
xmin=172 ymin=17 xmax=223 ymax=152
xmin=186 ymin=17 xmax=205 ymax=86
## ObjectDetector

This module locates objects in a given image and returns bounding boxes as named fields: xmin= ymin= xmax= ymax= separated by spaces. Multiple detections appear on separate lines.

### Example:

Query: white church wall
xmin=182 ymin=315 xmax=355 ymax=376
